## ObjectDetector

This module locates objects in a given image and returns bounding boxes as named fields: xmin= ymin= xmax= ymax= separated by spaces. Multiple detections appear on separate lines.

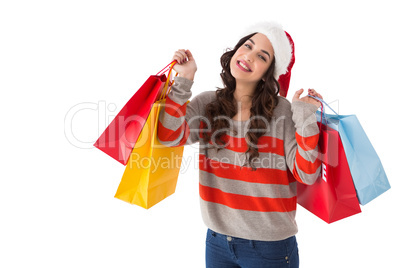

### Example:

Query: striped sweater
xmin=157 ymin=77 xmax=321 ymax=241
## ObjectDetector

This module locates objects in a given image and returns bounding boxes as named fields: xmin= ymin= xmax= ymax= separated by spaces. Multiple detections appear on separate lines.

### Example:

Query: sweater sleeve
xmin=157 ymin=77 xmax=204 ymax=147
xmin=284 ymin=101 xmax=321 ymax=185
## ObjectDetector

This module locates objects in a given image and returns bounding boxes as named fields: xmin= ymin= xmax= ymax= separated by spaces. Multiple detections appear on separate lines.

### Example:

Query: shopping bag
xmin=93 ymin=61 xmax=176 ymax=165
xmin=297 ymin=122 xmax=362 ymax=223
xmin=114 ymin=98 xmax=184 ymax=209
xmin=314 ymin=98 xmax=390 ymax=205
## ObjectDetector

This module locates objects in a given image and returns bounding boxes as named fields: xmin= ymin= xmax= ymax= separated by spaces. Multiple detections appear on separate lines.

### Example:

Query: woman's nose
xmin=244 ymin=53 xmax=253 ymax=62
xmin=244 ymin=51 xmax=257 ymax=62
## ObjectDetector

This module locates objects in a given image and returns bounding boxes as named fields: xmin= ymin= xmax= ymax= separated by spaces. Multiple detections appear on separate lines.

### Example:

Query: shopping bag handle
xmin=164 ymin=60 xmax=179 ymax=97
xmin=164 ymin=71 xmax=179 ymax=98
xmin=308 ymin=95 xmax=339 ymax=126
xmin=157 ymin=60 xmax=178 ymax=101
xmin=308 ymin=95 xmax=338 ymax=115
xmin=156 ymin=60 xmax=178 ymax=76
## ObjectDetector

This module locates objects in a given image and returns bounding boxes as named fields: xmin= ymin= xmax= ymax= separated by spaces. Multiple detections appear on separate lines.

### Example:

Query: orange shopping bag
xmin=114 ymin=87 xmax=184 ymax=209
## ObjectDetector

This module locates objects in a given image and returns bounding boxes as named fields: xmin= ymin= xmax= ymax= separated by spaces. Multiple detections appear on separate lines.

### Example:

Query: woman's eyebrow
xmin=248 ymin=38 xmax=271 ymax=59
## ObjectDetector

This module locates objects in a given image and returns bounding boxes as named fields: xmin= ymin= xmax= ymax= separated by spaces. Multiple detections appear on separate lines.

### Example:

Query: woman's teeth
xmin=239 ymin=61 xmax=250 ymax=71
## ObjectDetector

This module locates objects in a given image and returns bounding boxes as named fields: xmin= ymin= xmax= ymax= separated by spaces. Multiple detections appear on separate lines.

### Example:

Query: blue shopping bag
xmin=311 ymin=96 xmax=390 ymax=205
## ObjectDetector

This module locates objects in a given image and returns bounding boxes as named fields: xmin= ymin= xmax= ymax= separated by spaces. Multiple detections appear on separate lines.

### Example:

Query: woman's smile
xmin=236 ymin=60 xmax=252 ymax=72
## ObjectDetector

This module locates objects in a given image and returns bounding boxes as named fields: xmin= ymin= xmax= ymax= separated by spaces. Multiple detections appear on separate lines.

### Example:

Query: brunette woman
xmin=158 ymin=21 xmax=322 ymax=268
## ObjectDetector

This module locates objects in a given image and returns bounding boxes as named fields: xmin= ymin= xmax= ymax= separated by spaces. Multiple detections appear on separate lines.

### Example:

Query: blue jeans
xmin=205 ymin=229 xmax=299 ymax=268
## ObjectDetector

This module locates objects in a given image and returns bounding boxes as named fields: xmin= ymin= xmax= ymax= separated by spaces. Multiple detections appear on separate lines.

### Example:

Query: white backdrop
xmin=1 ymin=0 xmax=401 ymax=267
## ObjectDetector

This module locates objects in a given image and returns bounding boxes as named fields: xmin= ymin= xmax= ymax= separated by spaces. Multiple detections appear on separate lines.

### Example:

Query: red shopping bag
xmin=297 ymin=122 xmax=361 ymax=223
xmin=94 ymin=61 xmax=176 ymax=165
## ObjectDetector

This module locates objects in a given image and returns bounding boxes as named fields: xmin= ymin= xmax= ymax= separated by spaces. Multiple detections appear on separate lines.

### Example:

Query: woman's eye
xmin=259 ymin=55 xmax=266 ymax=62
xmin=245 ymin=44 xmax=251 ymax=49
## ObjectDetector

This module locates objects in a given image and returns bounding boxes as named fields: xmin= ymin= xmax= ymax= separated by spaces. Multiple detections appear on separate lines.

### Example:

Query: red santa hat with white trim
xmin=243 ymin=21 xmax=295 ymax=97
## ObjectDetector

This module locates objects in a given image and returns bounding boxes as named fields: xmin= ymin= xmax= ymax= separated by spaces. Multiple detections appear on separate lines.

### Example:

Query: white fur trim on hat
xmin=243 ymin=21 xmax=292 ymax=80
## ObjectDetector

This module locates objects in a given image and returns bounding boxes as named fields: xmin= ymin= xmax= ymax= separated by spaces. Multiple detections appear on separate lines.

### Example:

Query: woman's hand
xmin=172 ymin=49 xmax=197 ymax=81
xmin=292 ymin=88 xmax=323 ymax=108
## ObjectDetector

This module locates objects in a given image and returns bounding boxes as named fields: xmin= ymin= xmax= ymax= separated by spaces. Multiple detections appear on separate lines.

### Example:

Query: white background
xmin=1 ymin=0 xmax=401 ymax=267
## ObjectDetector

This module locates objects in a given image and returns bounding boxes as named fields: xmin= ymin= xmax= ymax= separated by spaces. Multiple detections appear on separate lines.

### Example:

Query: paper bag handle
xmin=308 ymin=95 xmax=339 ymax=127
xmin=160 ymin=61 xmax=178 ymax=100
xmin=156 ymin=60 xmax=178 ymax=76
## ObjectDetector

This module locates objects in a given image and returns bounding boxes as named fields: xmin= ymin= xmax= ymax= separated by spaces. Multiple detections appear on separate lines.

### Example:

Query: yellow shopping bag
xmin=114 ymin=98 xmax=184 ymax=209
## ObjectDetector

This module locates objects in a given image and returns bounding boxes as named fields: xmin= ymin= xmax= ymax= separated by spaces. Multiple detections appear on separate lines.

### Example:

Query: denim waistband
xmin=208 ymin=229 xmax=296 ymax=244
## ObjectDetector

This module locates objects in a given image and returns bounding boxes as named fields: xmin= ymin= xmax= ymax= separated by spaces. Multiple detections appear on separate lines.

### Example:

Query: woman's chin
xmin=231 ymin=74 xmax=258 ymax=85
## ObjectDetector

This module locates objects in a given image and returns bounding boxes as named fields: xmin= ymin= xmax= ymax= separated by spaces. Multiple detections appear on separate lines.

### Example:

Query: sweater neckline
xmin=230 ymin=118 xmax=250 ymax=124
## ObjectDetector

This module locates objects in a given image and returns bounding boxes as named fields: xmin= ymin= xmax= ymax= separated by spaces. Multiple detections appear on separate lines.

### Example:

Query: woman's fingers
xmin=293 ymin=88 xmax=322 ymax=108
xmin=308 ymin=88 xmax=323 ymax=99
xmin=173 ymin=49 xmax=188 ymax=64
xmin=185 ymin=49 xmax=194 ymax=61
xmin=171 ymin=49 xmax=197 ymax=81
xmin=292 ymin=89 xmax=304 ymax=102
xmin=308 ymin=88 xmax=322 ymax=98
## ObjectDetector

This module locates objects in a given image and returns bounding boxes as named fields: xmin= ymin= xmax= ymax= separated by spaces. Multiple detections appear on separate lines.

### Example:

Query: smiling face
xmin=229 ymin=33 xmax=275 ymax=86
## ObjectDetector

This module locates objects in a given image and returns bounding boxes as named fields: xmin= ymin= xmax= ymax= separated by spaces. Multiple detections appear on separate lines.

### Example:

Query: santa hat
xmin=243 ymin=21 xmax=295 ymax=97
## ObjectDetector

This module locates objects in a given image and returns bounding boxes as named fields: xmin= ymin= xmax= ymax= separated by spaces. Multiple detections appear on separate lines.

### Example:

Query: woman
xmin=157 ymin=21 xmax=322 ymax=268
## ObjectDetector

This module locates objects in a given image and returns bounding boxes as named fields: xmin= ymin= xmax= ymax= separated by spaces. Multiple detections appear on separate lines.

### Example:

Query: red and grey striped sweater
xmin=157 ymin=77 xmax=321 ymax=241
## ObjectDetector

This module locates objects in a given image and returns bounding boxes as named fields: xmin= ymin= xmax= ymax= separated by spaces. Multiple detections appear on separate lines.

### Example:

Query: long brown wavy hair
xmin=202 ymin=33 xmax=280 ymax=170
